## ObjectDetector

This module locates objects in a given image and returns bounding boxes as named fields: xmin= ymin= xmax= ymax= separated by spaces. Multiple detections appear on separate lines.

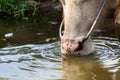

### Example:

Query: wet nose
xmin=61 ymin=39 xmax=84 ymax=55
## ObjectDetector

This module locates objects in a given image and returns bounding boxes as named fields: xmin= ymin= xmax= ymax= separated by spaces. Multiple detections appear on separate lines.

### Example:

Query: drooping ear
xmin=115 ymin=0 xmax=120 ymax=24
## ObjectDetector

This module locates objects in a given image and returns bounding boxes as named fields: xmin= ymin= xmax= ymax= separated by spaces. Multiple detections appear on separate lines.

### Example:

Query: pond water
xmin=0 ymin=12 xmax=120 ymax=80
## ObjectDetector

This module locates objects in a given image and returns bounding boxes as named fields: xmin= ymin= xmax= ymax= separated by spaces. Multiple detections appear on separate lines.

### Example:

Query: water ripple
xmin=93 ymin=36 xmax=120 ymax=73
xmin=0 ymin=42 xmax=61 ymax=63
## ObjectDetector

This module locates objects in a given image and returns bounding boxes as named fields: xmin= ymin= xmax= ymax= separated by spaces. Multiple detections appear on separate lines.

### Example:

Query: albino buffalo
xmin=59 ymin=0 xmax=119 ymax=56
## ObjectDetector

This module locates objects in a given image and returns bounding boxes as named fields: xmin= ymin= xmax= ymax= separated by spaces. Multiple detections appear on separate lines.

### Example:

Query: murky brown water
xmin=0 ymin=12 xmax=120 ymax=80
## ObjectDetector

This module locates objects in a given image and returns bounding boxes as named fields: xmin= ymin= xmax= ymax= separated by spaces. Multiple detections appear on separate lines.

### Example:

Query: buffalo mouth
xmin=61 ymin=38 xmax=88 ymax=56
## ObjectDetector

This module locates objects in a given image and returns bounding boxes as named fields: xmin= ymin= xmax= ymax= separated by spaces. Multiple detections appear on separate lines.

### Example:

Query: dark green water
xmin=0 ymin=12 xmax=120 ymax=80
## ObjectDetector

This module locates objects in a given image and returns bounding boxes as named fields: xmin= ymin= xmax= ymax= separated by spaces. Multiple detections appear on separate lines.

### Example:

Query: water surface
xmin=0 ymin=13 xmax=120 ymax=80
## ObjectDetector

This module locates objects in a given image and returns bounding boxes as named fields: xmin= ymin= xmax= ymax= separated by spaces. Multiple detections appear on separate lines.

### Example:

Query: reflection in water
xmin=0 ymin=42 xmax=61 ymax=63
xmin=62 ymin=56 xmax=111 ymax=80
xmin=0 ymin=9 xmax=120 ymax=80
xmin=59 ymin=17 xmax=120 ymax=79
xmin=0 ymin=11 xmax=65 ymax=80
xmin=62 ymin=36 xmax=120 ymax=80
xmin=0 ymin=42 xmax=64 ymax=80
xmin=0 ymin=21 xmax=59 ymax=47
xmin=62 ymin=22 xmax=120 ymax=80
xmin=0 ymin=24 xmax=120 ymax=80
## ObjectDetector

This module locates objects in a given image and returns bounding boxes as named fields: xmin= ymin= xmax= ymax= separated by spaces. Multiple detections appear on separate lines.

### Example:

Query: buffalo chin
xmin=61 ymin=39 xmax=95 ymax=56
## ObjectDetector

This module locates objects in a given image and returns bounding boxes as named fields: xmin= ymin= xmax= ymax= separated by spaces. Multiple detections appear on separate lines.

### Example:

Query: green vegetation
xmin=0 ymin=0 xmax=39 ymax=19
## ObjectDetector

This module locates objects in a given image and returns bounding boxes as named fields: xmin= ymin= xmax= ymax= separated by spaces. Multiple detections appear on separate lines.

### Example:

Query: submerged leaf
xmin=1 ymin=38 xmax=6 ymax=41
xmin=45 ymin=38 xmax=52 ymax=42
